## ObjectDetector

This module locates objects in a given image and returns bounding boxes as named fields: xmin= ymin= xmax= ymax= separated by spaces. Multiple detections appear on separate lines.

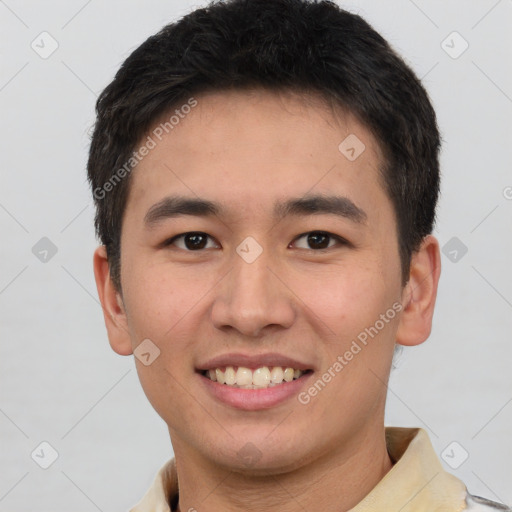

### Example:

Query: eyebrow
xmin=274 ymin=194 xmax=367 ymax=224
xmin=144 ymin=194 xmax=367 ymax=228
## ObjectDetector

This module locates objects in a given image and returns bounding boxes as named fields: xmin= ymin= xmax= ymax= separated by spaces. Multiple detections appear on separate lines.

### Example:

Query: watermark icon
xmin=298 ymin=301 xmax=403 ymax=404
xmin=31 ymin=441 xmax=59 ymax=469
xmin=32 ymin=237 xmax=58 ymax=263
xmin=237 ymin=442 xmax=263 ymax=467
xmin=236 ymin=236 xmax=263 ymax=263
xmin=93 ymin=97 xmax=198 ymax=200
xmin=338 ymin=134 xmax=366 ymax=161
xmin=503 ymin=186 xmax=512 ymax=200
xmin=31 ymin=31 xmax=59 ymax=59
xmin=442 ymin=236 xmax=468 ymax=263
xmin=134 ymin=338 xmax=161 ymax=366
xmin=441 ymin=31 xmax=469 ymax=60
xmin=441 ymin=441 xmax=469 ymax=469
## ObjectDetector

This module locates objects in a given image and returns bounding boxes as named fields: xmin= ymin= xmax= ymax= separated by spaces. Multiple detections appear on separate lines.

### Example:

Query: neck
xmin=173 ymin=425 xmax=393 ymax=512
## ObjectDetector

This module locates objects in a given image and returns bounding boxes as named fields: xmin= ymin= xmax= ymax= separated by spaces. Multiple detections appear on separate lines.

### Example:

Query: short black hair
xmin=87 ymin=0 xmax=441 ymax=291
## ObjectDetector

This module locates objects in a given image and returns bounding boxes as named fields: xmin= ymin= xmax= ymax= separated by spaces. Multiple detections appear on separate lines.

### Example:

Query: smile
xmin=202 ymin=366 xmax=311 ymax=389
xmin=202 ymin=366 xmax=309 ymax=389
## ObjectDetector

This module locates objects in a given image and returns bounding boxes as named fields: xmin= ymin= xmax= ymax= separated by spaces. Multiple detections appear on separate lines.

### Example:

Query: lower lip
xmin=198 ymin=372 xmax=313 ymax=411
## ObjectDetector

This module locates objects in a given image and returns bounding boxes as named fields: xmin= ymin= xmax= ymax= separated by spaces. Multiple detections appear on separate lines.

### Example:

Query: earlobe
xmin=93 ymin=245 xmax=133 ymax=356
xmin=395 ymin=235 xmax=441 ymax=347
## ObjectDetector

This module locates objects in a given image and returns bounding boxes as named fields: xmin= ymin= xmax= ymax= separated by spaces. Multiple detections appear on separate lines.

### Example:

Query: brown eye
xmin=306 ymin=232 xmax=330 ymax=249
xmin=292 ymin=231 xmax=346 ymax=250
xmin=183 ymin=233 xmax=208 ymax=250
xmin=166 ymin=232 xmax=218 ymax=251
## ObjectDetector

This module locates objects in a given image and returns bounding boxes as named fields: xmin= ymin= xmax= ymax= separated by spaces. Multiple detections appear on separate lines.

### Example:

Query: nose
xmin=210 ymin=245 xmax=296 ymax=337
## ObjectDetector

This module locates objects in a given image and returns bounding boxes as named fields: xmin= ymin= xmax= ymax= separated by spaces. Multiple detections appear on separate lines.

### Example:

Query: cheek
xmin=123 ymin=267 xmax=203 ymax=421
xmin=121 ymin=254 xmax=205 ymax=342
xmin=294 ymin=261 xmax=391 ymax=339
xmin=295 ymin=264 xmax=399 ymax=431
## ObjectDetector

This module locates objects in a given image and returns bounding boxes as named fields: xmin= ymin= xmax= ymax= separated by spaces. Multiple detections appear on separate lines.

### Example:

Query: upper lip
xmin=196 ymin=352 xmax=314 ymax=372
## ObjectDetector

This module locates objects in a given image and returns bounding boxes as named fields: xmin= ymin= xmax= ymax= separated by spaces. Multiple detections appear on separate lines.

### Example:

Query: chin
xmin=203 ymin=430 xmax=316 ymax=476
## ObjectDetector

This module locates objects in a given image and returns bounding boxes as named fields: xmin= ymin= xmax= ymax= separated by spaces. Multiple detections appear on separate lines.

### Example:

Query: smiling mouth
xmin=200 ymin=365 xmax=313 ymax=389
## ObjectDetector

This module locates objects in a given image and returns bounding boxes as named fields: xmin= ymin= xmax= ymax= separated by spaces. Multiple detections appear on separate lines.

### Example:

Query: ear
xmin=395 ymin=235 xmax=441 ymax=347
xmin=93 ymin=245 xmax=133 ymax=355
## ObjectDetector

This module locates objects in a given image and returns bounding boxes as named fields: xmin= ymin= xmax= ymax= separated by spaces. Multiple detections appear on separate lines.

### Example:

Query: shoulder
xmin=465 ymin=492 xmax=511 ymax=511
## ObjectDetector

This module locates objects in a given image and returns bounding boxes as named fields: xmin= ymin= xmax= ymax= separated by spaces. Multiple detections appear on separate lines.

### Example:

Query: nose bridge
xmin=233 ymin=248 xmax=272 ymax=305
xmin=211 ymin=241 xmax=295 ymax=336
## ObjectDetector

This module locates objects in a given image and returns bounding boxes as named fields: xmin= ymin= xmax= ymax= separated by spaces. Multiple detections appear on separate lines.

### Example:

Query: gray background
xmin=1 ymin=0 xmax=511 ymax=510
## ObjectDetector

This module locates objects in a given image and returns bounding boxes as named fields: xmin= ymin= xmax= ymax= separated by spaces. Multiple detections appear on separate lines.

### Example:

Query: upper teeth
xmin=205 ymin=366 xmax=305 ymax=388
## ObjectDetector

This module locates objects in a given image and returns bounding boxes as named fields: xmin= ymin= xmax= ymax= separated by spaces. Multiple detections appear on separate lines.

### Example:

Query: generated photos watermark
xmin=93 ymin=97 xmax=198 ymax=200
xmin=298 ymin=301 xmax=403 ymax=405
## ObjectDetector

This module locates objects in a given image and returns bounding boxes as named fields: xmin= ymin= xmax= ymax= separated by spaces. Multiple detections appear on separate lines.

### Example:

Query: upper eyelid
xmin=292 ymin=231 xmax=348 ymax=249
xmin=166 ymin=232 xmax=220 ymax=248
xmin=294 ymin=231 xmax=345 ymax=241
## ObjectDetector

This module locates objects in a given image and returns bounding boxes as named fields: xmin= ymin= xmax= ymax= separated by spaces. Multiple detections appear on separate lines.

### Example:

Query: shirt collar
xmin=351 ymin=427 xmax=467 ymax=511
xmin=130 ymin=427 xmax=468 ymax=512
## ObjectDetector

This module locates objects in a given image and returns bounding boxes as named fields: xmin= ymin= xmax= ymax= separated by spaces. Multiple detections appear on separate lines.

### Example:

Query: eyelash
xmin=163 ymin=231 xmax=349 ymax=252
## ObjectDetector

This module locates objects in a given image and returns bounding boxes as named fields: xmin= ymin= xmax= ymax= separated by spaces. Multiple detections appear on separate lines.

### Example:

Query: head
xmin=90 ymin=0 xmax=441 ymax=473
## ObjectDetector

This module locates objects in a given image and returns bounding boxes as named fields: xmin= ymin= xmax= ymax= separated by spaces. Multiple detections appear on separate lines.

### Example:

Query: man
xmin=87 ymin=0 xmax=510 ymax=510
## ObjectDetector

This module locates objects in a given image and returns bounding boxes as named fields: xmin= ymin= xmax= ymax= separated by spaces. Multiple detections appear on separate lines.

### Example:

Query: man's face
xmin=109 ymin=89 xmax=409 ymax=471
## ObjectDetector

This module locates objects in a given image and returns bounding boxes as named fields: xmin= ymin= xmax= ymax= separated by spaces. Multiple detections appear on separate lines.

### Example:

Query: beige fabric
xmin=350 ymin=428 xmax=467 ymax=511
xmin=131 ymin=427 xmax=470 ymax=512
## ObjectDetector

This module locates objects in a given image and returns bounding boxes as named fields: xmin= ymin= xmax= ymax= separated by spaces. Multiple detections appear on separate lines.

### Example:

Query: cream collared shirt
xmin=130 ymin=427 xmax=510 ymax=512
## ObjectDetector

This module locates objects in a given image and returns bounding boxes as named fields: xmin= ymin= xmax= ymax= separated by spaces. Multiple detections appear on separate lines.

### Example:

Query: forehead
xmin=125 ymin=88 xmax=391 ymax=225
xmin=148 ymin=88 xmax=378 ymax=158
